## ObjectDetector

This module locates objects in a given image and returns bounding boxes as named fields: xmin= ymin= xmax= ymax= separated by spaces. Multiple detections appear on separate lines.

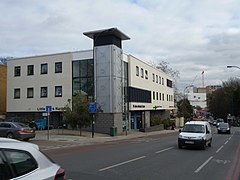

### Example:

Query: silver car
xmin=0 ymin=122 xmax=35 ymax=141
xmin=0 ymin=138 xmax=66 ymax=180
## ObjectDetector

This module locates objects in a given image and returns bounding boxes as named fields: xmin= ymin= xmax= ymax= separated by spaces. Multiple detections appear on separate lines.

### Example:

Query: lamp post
xmin=227 ymin=65 xmax=240 ymax=70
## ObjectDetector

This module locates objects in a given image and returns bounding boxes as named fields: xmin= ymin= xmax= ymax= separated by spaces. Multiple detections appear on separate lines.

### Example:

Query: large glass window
xmin=72 ymin=59 xmax=94 ymax=99
xmin=40 ymin=87 xmax=48 ymax=98
xmin=14 ymin=88 xmax=20 ymax=99
xmin=55 ymin=62 xmax=62 ymax=73
xmin=27 ymin=65 xmax=34 ymax=76
xmin=27 ymin=88 xmax=34 ymax=98
xmin=14 ymin=66 xmax=21 ymax=77
xmin=41 ymin=63 xmax=48 ymax=74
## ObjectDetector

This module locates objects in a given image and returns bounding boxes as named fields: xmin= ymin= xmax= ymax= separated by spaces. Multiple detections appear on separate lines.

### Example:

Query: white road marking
xmin=224 ymin=140 xmax=229 ymax=145
xmin=98 ymin=156 xmax=146 ymax=172
xmin=195 ymin=156 xmax=213 ymax=173
xmin=216 ymin=145 xmax=224 ymax=153
xmin=155 ymin=147 xmax=174 ymax=154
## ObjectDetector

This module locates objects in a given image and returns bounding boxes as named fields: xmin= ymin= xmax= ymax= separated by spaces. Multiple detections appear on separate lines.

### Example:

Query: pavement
xmin=30 ymin=128 xmax=179 ymax=150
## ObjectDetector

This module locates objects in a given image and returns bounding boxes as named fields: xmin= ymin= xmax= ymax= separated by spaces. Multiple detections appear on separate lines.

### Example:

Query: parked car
xmin=217 ymin=123 xmax=231 ymax=134
xmin=0 ymin=122 xmax=35 ymax=141
xmin=0 ymin=138 xmax=66 ymax=180
xmin=178 ymin=121 xmax=212 ymax=150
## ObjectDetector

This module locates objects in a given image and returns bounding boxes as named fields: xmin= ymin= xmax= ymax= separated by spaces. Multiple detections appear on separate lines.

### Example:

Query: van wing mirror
xmin=179 ymin=129 xmax=182 ymax=133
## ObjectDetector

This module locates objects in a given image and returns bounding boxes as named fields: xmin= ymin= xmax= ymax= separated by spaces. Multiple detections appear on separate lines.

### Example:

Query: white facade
xmin=186 ymin=87 xmax=207 ymax=109
xmin=7 ymin=52 xmax=73 ymax=113
xmin=128 ymin=55 xmax=174 ymax=111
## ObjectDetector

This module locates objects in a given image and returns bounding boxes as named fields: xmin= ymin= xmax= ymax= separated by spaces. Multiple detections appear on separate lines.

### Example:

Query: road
xmin=44 ymin=127 xmax=240 ymax=180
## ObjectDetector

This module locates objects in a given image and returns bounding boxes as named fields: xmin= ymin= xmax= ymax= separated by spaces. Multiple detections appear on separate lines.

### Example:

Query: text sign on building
xmin=89 ymin=102 xmax=97 ymax=113
xmin=46 ymin=106 xmax=52 ymax=113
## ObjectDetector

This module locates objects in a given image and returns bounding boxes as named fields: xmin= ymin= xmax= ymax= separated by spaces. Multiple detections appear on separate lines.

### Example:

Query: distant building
xmin=186 ymin=87 xmax=207 ymax=109
xmin=0 ymin=64 xmax=7 ymax=119
xmin=206 ymin=85 xmax=221 ymax=95
xmin=6 ymin=28 xmax=174 ymax=134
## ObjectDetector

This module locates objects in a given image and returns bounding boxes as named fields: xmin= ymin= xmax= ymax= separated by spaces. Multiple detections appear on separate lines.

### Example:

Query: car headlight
xmin=197 ymin=136 xmax=203 ymax=140
xmin=227 ymin=128 xmax=230 ymax=130
xmin=178 ymin=135 xmax=183 ymax=138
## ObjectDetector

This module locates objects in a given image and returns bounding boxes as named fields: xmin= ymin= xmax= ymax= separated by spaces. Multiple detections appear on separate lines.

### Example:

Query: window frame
xmin=136 ymin=66 xmax=139 ymax=76
xmin=55 ymin=62 xmax=62 ymax=73
xmin=27 ymin=88 xmax=34 ymax=98
xmin=40 ymin=87 xmax=48 ymax=98
xmin=41 ymin=63 xmax=48 ymax=75
xmin=27 ymin=65 xmax=34 ymax=76
xmin=55 ymin=86 xmax=62 ymax=97
xmin=14 ymin=66 xmax=21 ymax=77
xmin=14 ymin=88 xmax=20 ymax=99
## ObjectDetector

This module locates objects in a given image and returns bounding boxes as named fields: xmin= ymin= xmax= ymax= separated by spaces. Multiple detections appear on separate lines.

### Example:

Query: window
xmin=141 ymin=68 xmax=144 ymax=78
xmin=136 ymin=66 xmax=139 ymax=76
xmin=156 ymin=92 xmax=158 ymax=100
xmin=41 ymin=63 xmax=48 ymax=74
xmin=159 ymin=93 xmax=161 ymax=100
xmin=27 ymin=88 xmax=34 ymax=98
xmin=0 ymin=152 xmax=11 ymax=179
xmin=145 ymin=70 xmax=148 ymax=79
xmin=55 ymin=62 xmax=62 ymax=73
xmin=162 ymin=93 xmax=164 ymax=101
xmin=159 ymin=76 xmax=161 ymax=84
xmin=27 ymin=65 xmax=34 ymax=75
xmin=153 ymin=73 xmax=155 ymax=82
xmin=156 ymin=75 xmax=158 ymax=83
xmin=4 ymin=150 xmax=38 ymax=178
xmin=167 ymin=79 xmax=173 ymax=88
xmin=162 ymin=78 xmax=164 ymax=85
xmin=153 ymin=91 xmax=155 ymax=100
xmin=14 ymin=66 xmax=21 ymax=77
xmin=55 ymin=86 xmax=62 ymax=97
xmin=40 ymin=87 xmax=48 ymax=98
xmin=14 ymin=88 xmax=20 ymax=99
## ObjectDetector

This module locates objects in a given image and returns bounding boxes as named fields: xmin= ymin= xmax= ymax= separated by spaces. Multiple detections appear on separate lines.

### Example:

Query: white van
xmin=178 ymin=121 xmax=212 ymax=150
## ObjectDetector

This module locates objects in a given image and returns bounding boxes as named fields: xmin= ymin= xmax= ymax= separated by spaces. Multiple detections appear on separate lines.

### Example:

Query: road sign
xmin=46 ymin=106 xmax=52 ymax=113
xmin=89 ymin=102 xmax=97 ymax=113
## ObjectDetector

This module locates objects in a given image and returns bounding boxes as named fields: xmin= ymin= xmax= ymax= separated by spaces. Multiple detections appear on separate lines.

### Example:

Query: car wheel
xmin=208 ymin=139 xmax=212 ymax=147
xmin=7 ymin=133 xmax=14 ymax=139
xmin=178 ymin=143 xmax=182 ymax=149
xmin=202 ymin=141 xmax=206 ymax=150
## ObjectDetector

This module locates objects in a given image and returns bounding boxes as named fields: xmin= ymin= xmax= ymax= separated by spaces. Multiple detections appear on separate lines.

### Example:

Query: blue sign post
xmin=45 ymin=106 xmax=52 ymax=140
xmin=89 ymin=102 xmax=97 ymax=113
xmin=89 ymin=102 xmax=97 ymax=138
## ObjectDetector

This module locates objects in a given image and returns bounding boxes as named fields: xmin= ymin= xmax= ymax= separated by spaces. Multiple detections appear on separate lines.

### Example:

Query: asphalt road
xmin=45 ymin=127 xmax=240 ymax=180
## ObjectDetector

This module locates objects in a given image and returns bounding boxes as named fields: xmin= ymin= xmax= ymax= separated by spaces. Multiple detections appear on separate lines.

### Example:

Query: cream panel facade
xmin=7 ymin=53 xmax=72 ymax=112
xmin=128 ymin=55 xmax=174 ymax=111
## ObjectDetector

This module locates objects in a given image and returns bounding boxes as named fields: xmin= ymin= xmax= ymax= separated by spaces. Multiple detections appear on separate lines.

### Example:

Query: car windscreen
xmin=219 ymin=123 xmax=229 ymax=128
xmin=182 ymin=124 xmax=205 ymax=133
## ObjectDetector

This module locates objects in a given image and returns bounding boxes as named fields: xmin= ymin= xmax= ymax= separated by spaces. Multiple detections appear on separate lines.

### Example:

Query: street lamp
xmin=227 ymin=65 xmax=240 ymax=70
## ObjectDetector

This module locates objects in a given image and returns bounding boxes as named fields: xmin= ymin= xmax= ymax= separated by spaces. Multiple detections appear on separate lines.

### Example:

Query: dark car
xmin=217 ymin=123 xmax=231 ymax=134
xmin=0 ymin=122 xmax=35 ymax=141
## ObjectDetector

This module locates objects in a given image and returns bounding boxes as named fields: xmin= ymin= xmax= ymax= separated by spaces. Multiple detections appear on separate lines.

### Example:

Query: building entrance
xmin=131 ymin=112 xmax=144 ymax=130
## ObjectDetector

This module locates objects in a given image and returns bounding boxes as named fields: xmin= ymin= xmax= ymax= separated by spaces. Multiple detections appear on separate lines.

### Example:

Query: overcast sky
xmin=1 ymin=0 xmax=240 ymax=92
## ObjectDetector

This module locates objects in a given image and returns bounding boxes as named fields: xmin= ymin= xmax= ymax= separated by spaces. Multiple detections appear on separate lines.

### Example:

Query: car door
xmin=0 ymin=123 xmax=11 ymax=137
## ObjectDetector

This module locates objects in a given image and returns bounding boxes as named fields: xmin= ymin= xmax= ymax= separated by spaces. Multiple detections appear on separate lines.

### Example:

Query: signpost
xmin=46 ymin=106 xmax=52 ymax=140
xmin=89 ymin=102 xmax=97 ymax=138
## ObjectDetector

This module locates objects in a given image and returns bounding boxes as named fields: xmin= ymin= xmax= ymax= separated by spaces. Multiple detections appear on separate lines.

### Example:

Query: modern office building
xmin=0 ymin=64 xmax=7 ymax=119
xmin=6 ymin=28 xmax=174 ymax=134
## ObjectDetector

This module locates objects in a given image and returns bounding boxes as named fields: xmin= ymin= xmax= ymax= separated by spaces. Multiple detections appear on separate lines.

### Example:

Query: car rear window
xmin=4 ymin=149 xmax=38 ymax=178
xmin=219 ymin=123 xmax=229 ymax=128
xmin=0 ymin=151 xmax=12 ymax=179
xmin=14 ymin=122 xmax=29 ymax=128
